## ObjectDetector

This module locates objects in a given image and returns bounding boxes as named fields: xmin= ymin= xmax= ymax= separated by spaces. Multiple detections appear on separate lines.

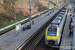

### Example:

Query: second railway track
xmin=34 ymin=36 xmax=59 ymax=50
xmin=23 ymin=31 xmax=45 ymax=50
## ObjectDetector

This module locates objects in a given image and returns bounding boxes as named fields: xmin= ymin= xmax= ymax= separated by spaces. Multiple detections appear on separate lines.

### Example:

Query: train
xmin=45 ymin=9 xmax=67 ymax=46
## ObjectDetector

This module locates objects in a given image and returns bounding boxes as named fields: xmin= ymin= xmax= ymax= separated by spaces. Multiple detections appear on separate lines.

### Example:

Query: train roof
xmin=57 ymin=14 xmax=63 ymax=17
xmin=50 ymin=19 xmax=61 ymax=26
xmin=61 ymin=10 xmax=66 ymax=12
xmin=59 ymin=12 xmax=65 ymax=15
xmin=49 ymin=9 xmax=66 ymax=27
xmin=56 ymin=17 xmax=62 ymax=20
xmin=61 ymin=8 xmax=66 ymax=12
xmin=48 ymin=26 xmax=57 ymax=29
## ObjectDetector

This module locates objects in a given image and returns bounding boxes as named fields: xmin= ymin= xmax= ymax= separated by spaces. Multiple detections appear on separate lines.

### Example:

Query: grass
xmin=49 ymin=7 xmax=54 ymax=9
xmin=0 ymin=17 xmax=29 ymax=34
xmin=0 ymin=26 xmax=15 ymax=34
xmin=0 ymin=20 xmax=15 ymax=29
xmin=9 ymin=9 xmax=15 ymax=15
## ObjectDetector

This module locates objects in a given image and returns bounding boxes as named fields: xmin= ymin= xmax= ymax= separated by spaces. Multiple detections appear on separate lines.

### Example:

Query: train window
xmin=47 ymin=26 xmax=57 ymax=36
xmin=49 ymin=29 xmax=55 ymax=31
xmin=50 ymin=24 xmax=58 ymax=26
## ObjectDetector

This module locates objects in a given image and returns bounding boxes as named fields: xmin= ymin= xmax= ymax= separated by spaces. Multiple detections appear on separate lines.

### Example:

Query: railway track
xmin=23 ymin=32 xmax=45 ymax=50
xmin=21 ymin=30 xmax=59 ymax=50
xmin=34 ymin=36 xmax=59 ymax=50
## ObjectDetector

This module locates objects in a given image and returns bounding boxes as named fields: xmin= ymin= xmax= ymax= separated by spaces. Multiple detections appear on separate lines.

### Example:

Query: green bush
xmin=4 ymin=0 xmax=18 ymax=4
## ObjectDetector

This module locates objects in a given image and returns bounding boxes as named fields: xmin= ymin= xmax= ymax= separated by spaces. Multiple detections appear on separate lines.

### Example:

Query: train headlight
xmin=54 ymin=39 xmax=58 ymax=45
xmin=45 ymin=38 xmax=49 ymax=45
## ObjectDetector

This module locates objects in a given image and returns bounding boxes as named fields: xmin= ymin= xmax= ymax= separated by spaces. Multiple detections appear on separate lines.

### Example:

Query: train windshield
xmin=48 ymin=26 xmax=57 ymax=36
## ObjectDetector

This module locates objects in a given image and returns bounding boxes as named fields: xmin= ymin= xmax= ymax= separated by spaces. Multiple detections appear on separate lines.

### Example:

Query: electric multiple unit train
xmin=45 ymin=9 xmax=66 ymax=46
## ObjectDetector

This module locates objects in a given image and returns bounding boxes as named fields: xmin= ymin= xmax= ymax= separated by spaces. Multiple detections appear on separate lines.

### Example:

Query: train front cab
xmin=45 ymin=26 xmax=59 ymax=46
